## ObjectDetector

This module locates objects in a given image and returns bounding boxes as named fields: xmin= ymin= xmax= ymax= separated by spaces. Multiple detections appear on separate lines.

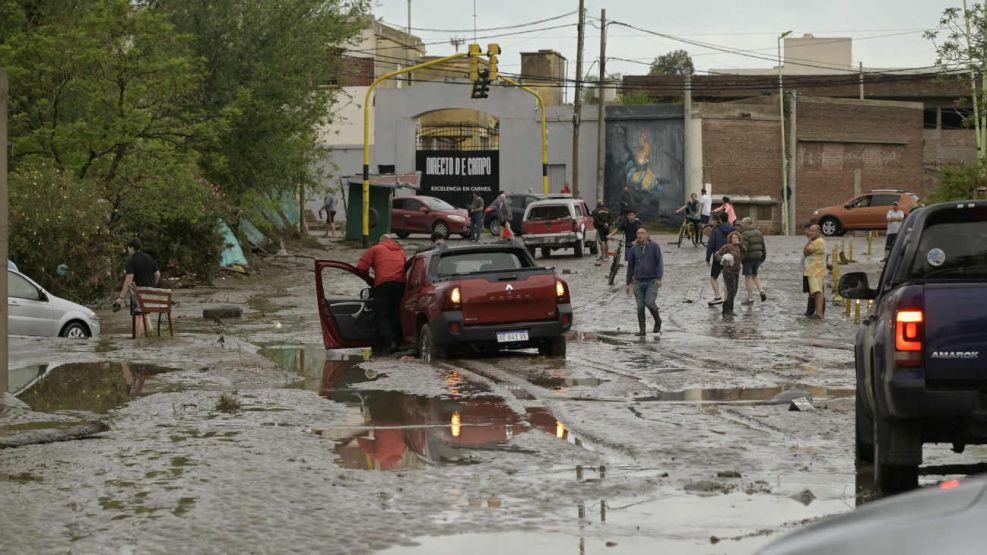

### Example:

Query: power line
xmin=399 ymin=10 xmax=578 ymax=34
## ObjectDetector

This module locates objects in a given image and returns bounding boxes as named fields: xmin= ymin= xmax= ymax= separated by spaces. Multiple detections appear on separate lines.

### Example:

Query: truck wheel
xmin=432 ymin=221 xmax=450 ymax=239
xmin=873 ymin=416 xmax=919 ymax=493
xmin=418 ymin=323 xmax=447 ymax=362
xmin=588 ymin=241 xmax=598 ymax=255
xmin=855 ymin=384 xmax=874 ymax=464
xmin=541 ymin=247 xmax=552 ymax=258
xmin=488 ymin=220 xmax=501 ymax=237
xmin=574 ymin=241 xmax=584 ymax=258
xmin=538 ymin=336 xmax=567 ymax=357
xmin=820 ymin=217 xmax=842 ymax=237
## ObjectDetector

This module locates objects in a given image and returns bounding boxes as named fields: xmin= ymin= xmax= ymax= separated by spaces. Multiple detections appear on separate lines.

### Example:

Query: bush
xmin=114 ymin=174 xmax=224 ymax=283
xmin=8 ymin=164 xmax=116 ymax=302
xmin=927 ymin=161 xmax=987 ymax=204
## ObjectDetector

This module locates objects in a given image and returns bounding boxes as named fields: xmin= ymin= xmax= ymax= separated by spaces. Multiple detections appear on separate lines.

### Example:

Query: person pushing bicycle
xmin=675 ymin=193 xmax=702 ymax=239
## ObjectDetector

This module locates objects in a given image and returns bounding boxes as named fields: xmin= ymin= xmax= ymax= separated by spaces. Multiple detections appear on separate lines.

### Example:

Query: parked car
xmin=839 ymin=200 xmax=987 ymax=493
xmin=757 ymin=474 xmax=987 ymax=555
xmin=483 ymin=192 xmax=546 ymax=237
xmin=391 ymin=195 xmax=470 ymax=239
xmin=521 ymin=197 xmax=598 ymax=258
xmin=811 ymin=189 xmax=919 ymax=236
xmin=315 ymin=243 xmax=572 ymax=360
xmin=7 ymin=269 xmax=100 ymax=338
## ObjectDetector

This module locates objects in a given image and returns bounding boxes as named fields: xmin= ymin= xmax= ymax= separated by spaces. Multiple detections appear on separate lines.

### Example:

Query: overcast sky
xmin=375 ymin=0 xmax=957 ymax=97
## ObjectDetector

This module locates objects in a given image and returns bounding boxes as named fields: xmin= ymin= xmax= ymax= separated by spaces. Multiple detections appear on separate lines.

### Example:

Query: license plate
xmin=496 ymin=330 xmax=529 ymax=343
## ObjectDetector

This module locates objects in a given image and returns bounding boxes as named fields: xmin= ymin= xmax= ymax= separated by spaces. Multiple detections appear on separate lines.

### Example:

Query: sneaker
xmin=741 ymin=299 xmax=754 ymax=306
xmin=760 ymin=291 xmax=767 ymax=302
xmin=708 ymin=298 xmax=723 ymax=306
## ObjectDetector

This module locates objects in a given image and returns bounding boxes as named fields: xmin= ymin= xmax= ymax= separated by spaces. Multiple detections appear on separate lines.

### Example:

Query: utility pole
xmin=595 ymin=9 xmax=606 ymax=207
xmin=789 ymin=91 xmax=798 ymax=234
xmin=778 ymin=30 xmax=792 ymax=236
xmin=859 ymin=61 xmax=864 ymax=100
xmin=407 ymin=0 xmax=411 ymax=36
xmin=571 ymin=0 xmax=585 ymax=197
xmin=1 ymin=69 xmax=8 ymax=395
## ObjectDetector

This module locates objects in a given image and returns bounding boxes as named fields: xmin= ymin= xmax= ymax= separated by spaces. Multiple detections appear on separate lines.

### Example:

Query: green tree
xmin=159 ymin=0 xmax=369 ymax=206
xmin=926 ymin=2 xmax=987 ymax=162
xmin=648 ymin=49 xmax=694 ymax=77
xmin=928 ymin=161 xmax=987 ymax=203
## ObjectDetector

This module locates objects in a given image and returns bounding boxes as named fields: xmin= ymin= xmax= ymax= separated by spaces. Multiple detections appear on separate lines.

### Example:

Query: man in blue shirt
xmin=625 ymin=226 xmax=664 ymax=335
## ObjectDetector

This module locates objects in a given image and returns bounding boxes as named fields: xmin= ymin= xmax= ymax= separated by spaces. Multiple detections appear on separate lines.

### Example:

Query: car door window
xmin=9 ymin=273 xmax=42 ymax=301
xmin=393 ymin=199 xmax=407 ymax=211
xmin=871 ymin=194 xmax=900 ymax=207
xmin=407 ymin=258 xmax=425 ymax=291
xmin=850 ymin=196 xmax=872 ymax=208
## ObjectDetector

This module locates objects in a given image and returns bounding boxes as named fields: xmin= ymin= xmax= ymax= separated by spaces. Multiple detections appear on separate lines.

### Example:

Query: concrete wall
xmin=520 ymin=50 xmax=566 ymax=107
xmin=923 ymin=128 xmax=979 ymax=189
xmin=783 ymin=35 xmax=852 ymax=74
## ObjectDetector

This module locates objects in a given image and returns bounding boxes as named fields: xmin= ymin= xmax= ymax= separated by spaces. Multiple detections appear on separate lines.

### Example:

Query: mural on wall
xmin=604 ymin=106 xmax=684 ymax=224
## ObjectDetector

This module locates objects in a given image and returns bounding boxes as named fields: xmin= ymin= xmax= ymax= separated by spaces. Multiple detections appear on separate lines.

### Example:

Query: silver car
xmin=7 ymin=269 xmax=100 ymax=338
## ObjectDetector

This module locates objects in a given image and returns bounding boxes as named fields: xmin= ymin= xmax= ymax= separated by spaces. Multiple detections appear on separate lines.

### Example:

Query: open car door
xmin=315 ymin=260 xmax=379 ymax=349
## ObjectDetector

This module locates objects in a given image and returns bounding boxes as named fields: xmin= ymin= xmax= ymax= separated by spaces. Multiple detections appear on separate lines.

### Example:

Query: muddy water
xmin=260 ymin=346 xmax=582 ymax=471
xmin=10 ymin=362 xmax=180 ymax=414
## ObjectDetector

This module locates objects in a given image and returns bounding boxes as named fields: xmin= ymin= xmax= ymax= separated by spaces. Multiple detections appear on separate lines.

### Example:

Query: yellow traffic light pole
xmin=361 ymin=52 xmax=468 ymax=246
xmin=499 ymin=75 xmax=549 ymax=195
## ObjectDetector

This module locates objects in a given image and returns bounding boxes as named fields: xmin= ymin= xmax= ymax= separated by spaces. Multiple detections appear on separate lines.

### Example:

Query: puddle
xmin=260 ymin=346 xmax=580 ymax=471
xmin=640 ymin=384 xmax=854 ymax=403
xmin=380 ymin=490 xmax=850 ymax=555
xmin=10 ymin=362 xmax=180 ymax=414
xmin=529 ymin=376 xmax=606 ymax=389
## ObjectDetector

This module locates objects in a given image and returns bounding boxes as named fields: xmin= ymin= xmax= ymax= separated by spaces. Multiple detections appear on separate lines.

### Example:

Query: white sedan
xmin=7 ymin=269 xmax=100 ymax=338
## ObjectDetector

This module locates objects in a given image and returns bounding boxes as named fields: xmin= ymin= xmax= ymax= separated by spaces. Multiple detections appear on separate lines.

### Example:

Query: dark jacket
xmin=618 ymin=217 xmax=644 ymax=245
xmin=470 ymin=196 xmax=485 ymax=214
xmin=741 ymin=227 xmax=766 ymax=262
xmin=626 ymin=239 xmax=664 ymax=285
xmin=705 ymin=222 xmax=734 ymax=262
xmin=498 ymin=196 xmax=512 ymax=223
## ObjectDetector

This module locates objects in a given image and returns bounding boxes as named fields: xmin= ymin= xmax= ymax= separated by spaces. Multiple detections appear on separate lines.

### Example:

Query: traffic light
xmin=468 ymin=43 xmax=481 ymax=82
xmin=487 ymin=43 xmax=500 ymax=81
xmin=471 ymin=69 xmax=490 ymax=98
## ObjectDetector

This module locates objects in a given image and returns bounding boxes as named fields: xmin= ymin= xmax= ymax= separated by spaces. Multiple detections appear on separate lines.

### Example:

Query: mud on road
xmin=3 ymin=233 xmax=985 ymax=554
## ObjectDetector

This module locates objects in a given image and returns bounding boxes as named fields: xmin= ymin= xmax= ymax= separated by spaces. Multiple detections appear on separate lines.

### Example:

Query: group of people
xmin=704 ymin=212 xmax=768 ymax=317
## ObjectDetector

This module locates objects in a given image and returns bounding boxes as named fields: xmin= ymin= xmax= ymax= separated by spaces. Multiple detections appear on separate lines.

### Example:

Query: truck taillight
xmin=555 ymin=280 xmax=570 ymax=303
xmin=895 ymin=309 xmax=923 ymax=367
xmin=444 ymin=287 xmax=462 ymax=311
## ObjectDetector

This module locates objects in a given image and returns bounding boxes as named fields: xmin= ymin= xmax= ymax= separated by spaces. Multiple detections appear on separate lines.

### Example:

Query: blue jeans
xmin=470 ymin=212 xmax=483 ymax=241
xmin=633 ymin=279 xmax=659 ymax=316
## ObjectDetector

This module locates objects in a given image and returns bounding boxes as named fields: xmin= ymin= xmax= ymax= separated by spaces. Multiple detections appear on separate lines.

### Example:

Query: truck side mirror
xmin=419 ymin=207 xmax=429 ymax=214
xmin=838 ymin=272 xmax=877 ymax=300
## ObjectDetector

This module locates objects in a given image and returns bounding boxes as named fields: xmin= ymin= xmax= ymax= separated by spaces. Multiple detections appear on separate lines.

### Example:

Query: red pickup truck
xmin=315 ymin=243 xmax=572 ymax=360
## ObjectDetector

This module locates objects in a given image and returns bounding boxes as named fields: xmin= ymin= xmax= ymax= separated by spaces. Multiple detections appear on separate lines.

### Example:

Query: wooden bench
xmin=133 ymin=287 xmax=174 ymax=338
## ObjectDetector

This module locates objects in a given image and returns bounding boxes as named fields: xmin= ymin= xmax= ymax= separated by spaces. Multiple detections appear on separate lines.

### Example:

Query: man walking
xmin=803 ymin=224 xmax=827 ymax=319
xmin=700 ymin=186 xmax=713 ymax=225
xmin=497 ymin=192 xmax=512 ymax=236
xmin=885 ymin=201 xmax=905 ymax=260
xmin=319 ymin=192 xmax=337 ymax=238
xmin=704 ymin=213 xmax=733 ymax=305
xmin=115 ymin=238 xmax=160 ymax=338
xmin=625 ymin=226 xmax=664 ymax=335
xmin=591 ymin=203 xmax=612 ymax=262
xmin=356 ymin=234 xmax=407 ymax=354
xmin=739 ymin=217 xmax=767 ymax=304
xmin=469 ymin=191 xmax=485 ymax=242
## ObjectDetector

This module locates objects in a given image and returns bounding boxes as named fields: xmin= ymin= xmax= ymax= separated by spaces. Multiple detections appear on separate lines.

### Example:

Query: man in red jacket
xmin=356 ymin=234 xmax=407 ymax=354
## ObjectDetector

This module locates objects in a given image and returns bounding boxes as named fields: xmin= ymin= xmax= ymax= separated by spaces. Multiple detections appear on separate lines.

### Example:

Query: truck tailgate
xmin=924 ymin=283 xmax=987 ymax=387
xmin=522 ymin=218 xmax=575 ymax=235
xmin=460 ymin=270 xmax=558 ymax=326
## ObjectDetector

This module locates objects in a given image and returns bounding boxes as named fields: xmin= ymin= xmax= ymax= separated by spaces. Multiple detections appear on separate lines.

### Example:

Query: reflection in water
xmin=656 ymin=384 xmax=854 ymax=403
xmin=12 ymin=362 xmax=178 ymax=414
xmin=315 ymin=358 xmax=573 ymax=471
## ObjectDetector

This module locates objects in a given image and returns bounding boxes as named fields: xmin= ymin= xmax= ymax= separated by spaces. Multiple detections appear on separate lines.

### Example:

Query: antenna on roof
xmin=450 ymin=36 xmax=465 ymax=52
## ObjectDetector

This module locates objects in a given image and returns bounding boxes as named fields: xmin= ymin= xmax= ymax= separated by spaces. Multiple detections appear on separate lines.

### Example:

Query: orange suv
xmin=811 ymin=189 xmax=920 ymax=236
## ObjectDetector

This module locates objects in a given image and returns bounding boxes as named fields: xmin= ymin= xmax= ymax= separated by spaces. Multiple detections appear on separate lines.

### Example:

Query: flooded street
xmin=3 ymin=233 xmax=983 ymax=553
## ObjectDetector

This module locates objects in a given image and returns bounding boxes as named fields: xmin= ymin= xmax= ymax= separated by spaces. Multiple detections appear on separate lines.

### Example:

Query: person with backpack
xmin=739 ymin=217 xmax=768 ymax=304
xmin=592 ymin=203 xmax=612 ymax=262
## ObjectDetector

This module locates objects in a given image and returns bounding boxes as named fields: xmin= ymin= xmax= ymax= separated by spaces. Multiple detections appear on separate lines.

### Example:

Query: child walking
xmin=715 ymin=231 xmax=743 ymax=317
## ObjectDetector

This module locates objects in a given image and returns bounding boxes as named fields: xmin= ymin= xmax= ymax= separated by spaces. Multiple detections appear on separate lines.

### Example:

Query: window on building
xmin=941 ymin=108 xmax=973 ymax=130
xmin=923 ymin=108 xmax=939 ymax=129
xmin=756 ymin=205 xmax=773 ymax=221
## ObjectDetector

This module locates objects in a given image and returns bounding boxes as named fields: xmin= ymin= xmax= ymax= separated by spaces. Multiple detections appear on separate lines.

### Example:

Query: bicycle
xmin=607 ymin=238 xmax=625 ymax=286
xmin=676 ymin=218 xmax=704 ymax=248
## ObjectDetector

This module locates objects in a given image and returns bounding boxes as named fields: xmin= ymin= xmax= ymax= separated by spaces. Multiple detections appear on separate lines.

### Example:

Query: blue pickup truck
xmin=840 ymin=200 xmax=987 ymax=493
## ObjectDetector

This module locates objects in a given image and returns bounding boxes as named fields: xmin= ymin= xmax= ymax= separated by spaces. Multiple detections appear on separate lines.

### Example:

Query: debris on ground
xmin=716 ymin=470 xmax=742 ymax=478
xmin=790 ymin=489 xmax=816 ymax=506
xmin=788 ymin=397 xmax=815 ymax=412
xmin=684 ymin=480 xmax=737 ymax=495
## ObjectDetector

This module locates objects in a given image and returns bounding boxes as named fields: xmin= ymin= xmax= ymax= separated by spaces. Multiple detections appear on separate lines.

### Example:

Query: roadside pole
xmin=594 ymin=9 xmax=606 ymax=207
xmin=361 ymin=53 xmax=468 ymax=247
xmin=570 ymin=0 xmax=585 ymax=197
xmin=499 ymin=76 xmax=548 ymax=194
xmin=1 ymin=69 xmax=8 ymax=394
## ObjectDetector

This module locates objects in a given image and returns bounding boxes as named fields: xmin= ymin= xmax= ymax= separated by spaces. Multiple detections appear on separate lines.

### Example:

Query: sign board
xmin=416 ymin=150 xmax=499 ymax=209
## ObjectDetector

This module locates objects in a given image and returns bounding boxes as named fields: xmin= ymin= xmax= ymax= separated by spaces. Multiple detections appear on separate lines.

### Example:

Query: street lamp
xmin=778 ymin=30 xmax=792 ymax=236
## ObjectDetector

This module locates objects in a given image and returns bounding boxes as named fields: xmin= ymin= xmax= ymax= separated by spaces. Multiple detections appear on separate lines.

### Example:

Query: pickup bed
xmin=840 ymin=200 xmax=987 ymax=493
xmin=316 ymin=242 xmax=572 ymax=360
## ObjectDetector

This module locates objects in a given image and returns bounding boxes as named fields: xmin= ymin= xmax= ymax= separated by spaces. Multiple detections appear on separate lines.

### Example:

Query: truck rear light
xmin=562 ymin=313 xmax=572 ymax=326
xmin=449 ymin=322 xmax=461 ymax=333
xmin=555 ymin=280 xmax=570 ymax=303
xmin=895 ymin=309 xmax=923 ymax=367
xmin=443 ymin=287 xmax=462 ymax=311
